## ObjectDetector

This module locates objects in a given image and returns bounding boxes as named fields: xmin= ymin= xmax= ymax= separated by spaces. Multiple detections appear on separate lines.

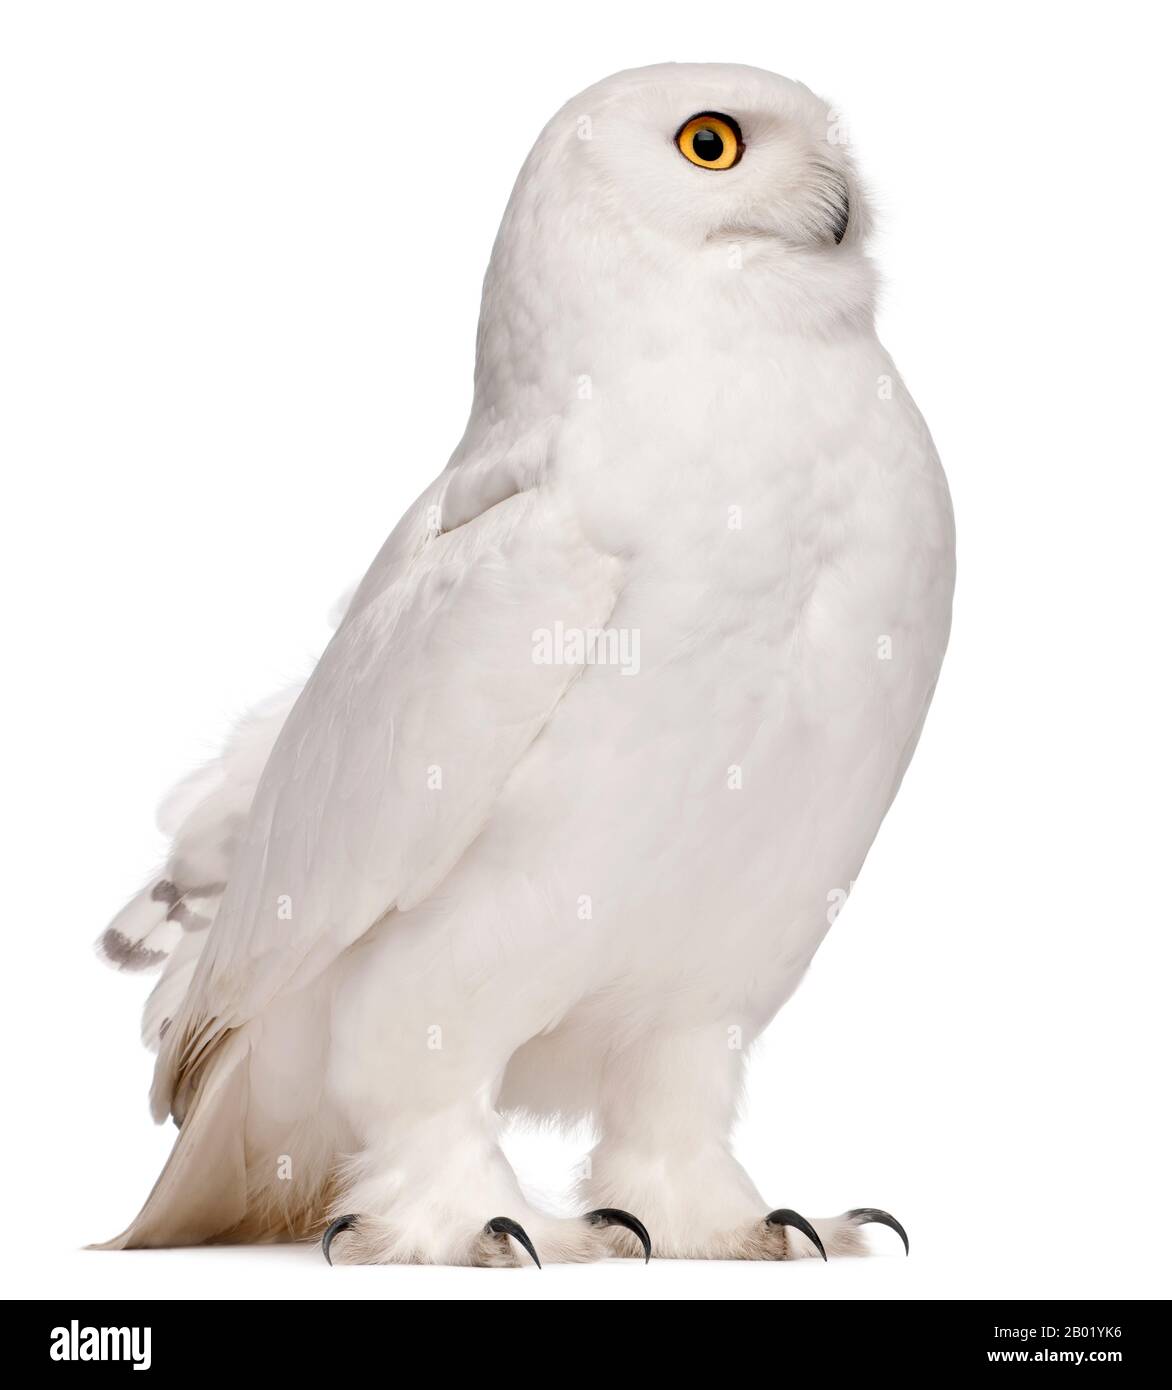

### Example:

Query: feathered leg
xmin=318 ymin=923 xmax=650 ymax=1267
xmin=582 ymin=1025 xmax=901 ymax=1260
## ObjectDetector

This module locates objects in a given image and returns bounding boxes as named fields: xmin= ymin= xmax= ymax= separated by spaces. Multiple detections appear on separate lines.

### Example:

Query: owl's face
xmin=474 ymin=65 xmax=874 ymax=411
xmin=543 ymin=63 xmax=864 ymax=256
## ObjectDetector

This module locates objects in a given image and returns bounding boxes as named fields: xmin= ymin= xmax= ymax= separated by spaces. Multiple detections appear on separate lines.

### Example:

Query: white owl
xmin=97 ymin=63 xmax=954 ymax=1266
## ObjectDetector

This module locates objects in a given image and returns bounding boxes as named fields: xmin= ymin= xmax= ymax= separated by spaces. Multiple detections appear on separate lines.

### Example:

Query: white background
xmin=2 ymin=0 xmax=1169 ymax=1303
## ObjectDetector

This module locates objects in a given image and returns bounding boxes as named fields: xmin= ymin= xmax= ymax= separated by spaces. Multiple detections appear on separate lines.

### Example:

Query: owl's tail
xmin=91 ymin=689 xmax=302 ymax=1248
xmin=96 ymin=685 xmax=302 ymax=1049
xmin=90 ymin=1031 xmax=252 ymax=1249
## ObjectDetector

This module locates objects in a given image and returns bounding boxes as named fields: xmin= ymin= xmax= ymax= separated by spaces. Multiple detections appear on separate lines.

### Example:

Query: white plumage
xmin=97 ymin=62 xmax=954 ymax=1265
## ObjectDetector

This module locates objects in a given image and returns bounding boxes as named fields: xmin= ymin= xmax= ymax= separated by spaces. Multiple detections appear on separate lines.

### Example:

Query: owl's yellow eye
xmin=675 ymin=112 xmax=743 ymax=170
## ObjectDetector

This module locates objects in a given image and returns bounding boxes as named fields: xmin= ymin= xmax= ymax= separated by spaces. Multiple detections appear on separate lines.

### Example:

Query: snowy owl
xmin=97 ymin=62 xmax=955 ymax=1266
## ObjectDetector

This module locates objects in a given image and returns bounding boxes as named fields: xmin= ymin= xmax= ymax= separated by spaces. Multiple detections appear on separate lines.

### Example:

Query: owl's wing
xmin=153 ymin=464 xmax=620 ymax=1121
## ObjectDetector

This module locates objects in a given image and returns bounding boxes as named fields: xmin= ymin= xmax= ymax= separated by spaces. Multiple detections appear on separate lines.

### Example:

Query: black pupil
xmin=692 ymin=127 xmax=724 ymax=161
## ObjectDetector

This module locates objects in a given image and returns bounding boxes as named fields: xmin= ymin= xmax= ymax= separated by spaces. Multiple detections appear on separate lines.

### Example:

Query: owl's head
xmin=570 ymin=64 xmax=866 ymax=252
xmin=474 ymin=65 xmax=875 ymax=410
xmin=501 ymin=64 xmax=869 ymax=267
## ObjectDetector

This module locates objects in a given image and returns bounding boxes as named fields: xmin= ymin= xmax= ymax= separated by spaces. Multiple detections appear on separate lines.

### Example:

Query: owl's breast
xmin=518 ymin=333 xmax=954 ymax=929
xmin=559 ymin=330 xmax=954 ymax=687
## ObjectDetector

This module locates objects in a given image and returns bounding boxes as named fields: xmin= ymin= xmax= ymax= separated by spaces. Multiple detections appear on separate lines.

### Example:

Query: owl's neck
xmin=468 ymin=209 xmax=878 ymax=432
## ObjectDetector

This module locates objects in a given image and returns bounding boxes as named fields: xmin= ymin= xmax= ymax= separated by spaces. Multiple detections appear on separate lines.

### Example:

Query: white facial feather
xmin=96 ymin=64 xmax=954 ymax=1267
xmin=472 ymin=66 xmax=873 ymax=426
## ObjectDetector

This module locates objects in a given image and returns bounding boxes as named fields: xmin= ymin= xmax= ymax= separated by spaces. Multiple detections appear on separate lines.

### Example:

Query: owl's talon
xmin=322 ymin=1213 xmax=359 ymax=1265
xmin=846 ymin=1206 xmax=910 ymax=1255
xmin=585 ymin=1207 xmax=652 ymax=1262
xmin=765 ymin=1207 xmax=827 ymax=1260
xmin=485 ymin=1216 xmax=542 ymax=1267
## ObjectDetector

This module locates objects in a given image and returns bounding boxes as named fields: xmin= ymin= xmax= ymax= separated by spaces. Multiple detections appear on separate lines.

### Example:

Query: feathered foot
xmin=710 ymin=1206 xmax=909 ymax=1261
xmin=321 ymin=1207 xmax=651 ymax=1267
xmin=588 ymin=1197 xmax=909 ymax=1262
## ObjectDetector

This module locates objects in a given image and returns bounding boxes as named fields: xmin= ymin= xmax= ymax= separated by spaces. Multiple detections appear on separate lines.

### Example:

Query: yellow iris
xmin=675 ymin=112 xmax=743 ymax=170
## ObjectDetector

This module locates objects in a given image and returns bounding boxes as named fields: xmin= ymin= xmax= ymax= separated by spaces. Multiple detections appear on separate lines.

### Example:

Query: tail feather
xmin=96 ymin=684 xmax=302 ymax=1048
xmin=97 ymin=883 xmax=185 ymax=972
xmin=141 ymin=938 xmax=202 ymax=1050
xmin=93 ymin=630 xmax=344 ymax=1249
xmin=91 ymin=1031 xmax=251 ymax=1249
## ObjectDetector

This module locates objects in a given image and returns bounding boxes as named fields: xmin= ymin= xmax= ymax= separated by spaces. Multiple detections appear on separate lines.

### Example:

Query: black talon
xmin=586 ymin=1207 xmax=652 ymax=1263
xmin=765 ymin=1207 xmax=827 ymax=1261
xmin=322 ymin=1213 xmax=358 ymax=1266
xmin=485 ymin=1216 xmax=542 ymax=1268
xmin=847 ymin=1206 xmax=910 ymax=1255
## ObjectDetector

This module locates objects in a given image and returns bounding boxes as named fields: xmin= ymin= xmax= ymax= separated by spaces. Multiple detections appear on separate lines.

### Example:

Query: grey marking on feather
xmin=150 ymin=880 xmax=181 ymax=906
xmin=99 ymin=926 xmax=167 ymax=971
xmin=166 ymin=901 xmax=212 ymax=932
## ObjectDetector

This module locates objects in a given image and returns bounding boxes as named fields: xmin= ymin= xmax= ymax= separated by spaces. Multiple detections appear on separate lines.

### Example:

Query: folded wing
xmin=153 ymin=481 xmax=620 ymax=1122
